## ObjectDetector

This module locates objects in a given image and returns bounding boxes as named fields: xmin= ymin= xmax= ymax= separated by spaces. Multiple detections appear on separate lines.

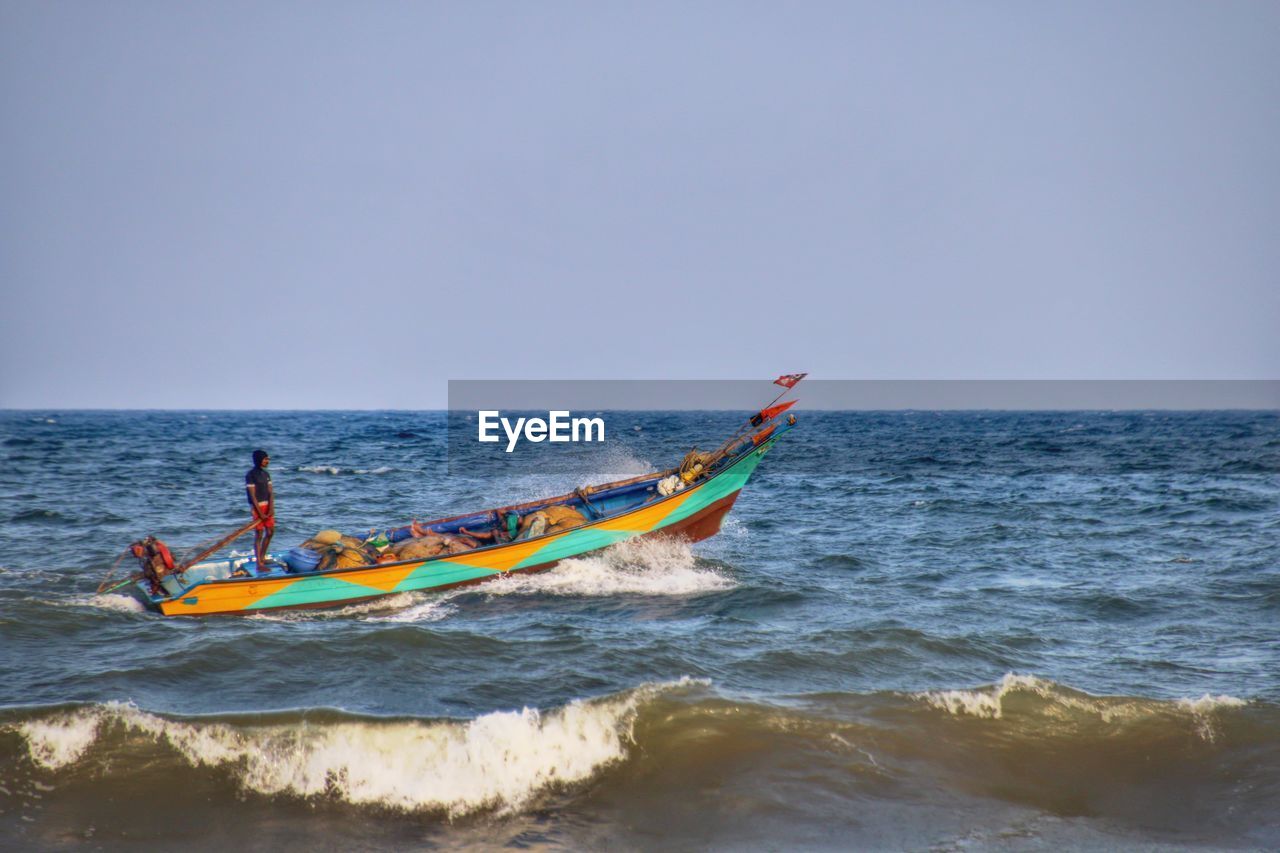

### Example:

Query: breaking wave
xmin=2 ymin=676 xmax=1277 ymax=841
xmin=5 ymin=680 xmax=701 ymax=817
xmin=913 ymin=672 xmax=1251 ymax=742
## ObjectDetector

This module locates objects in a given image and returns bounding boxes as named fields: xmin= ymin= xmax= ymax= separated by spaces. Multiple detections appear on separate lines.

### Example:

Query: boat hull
xmin=156 ymin=434 xmax=778 ymax=616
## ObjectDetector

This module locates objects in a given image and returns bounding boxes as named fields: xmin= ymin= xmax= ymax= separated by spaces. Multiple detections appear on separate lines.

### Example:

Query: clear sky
xmin=2 ymin=1 xmax=1277 ymax=409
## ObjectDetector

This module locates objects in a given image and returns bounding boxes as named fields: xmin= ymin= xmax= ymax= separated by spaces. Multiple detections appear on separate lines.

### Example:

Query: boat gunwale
xmin=155 ymin=434 xmax=780 ymax=602
xmin=379 ymin=469 xmax=671 ymax=542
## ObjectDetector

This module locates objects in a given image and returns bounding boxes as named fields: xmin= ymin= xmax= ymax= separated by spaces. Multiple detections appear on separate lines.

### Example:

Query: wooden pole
xmin=178 ymin=519 xmax=261 ymax=572
xmin=94 ymin=519 xmax=260 ymax=596
xmin=712 ymin=381 xmax=802 ymax=460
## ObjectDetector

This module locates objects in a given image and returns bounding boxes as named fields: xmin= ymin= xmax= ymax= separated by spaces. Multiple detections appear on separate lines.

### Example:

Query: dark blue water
xmin=1 ymin=410 xmax=1277 ymax=849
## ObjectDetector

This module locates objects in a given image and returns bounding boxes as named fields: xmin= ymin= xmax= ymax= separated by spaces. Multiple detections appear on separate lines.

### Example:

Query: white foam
xmin=369 ymin=594 xmax=460 ymax=623
xmin=916 ymin=673 xmax=1047 ymax=719
xmin=9 ymin=682 xmax=696 ymax=815
xmin=18 ymin=711 xmax=101 ymax=769
xmin=1176 ymin=693 xmax=1247 ymax=713
xmin=299 ymin=465 xmax=344 ymax=475
xmin=297 ymin=465 xmax=394 ymax=475
xmin=1177 ymin=693 xmax=1248 ymax=742
xmin=718 ymin=514 xmax=749 ymax=540
xmin=916 ymin=676 xmax=1251 ymax=741
xmin=80 ymin=593 xmax=145 ymax=613
xmin=485 ymin=537 xmax=735 ymax=598
xmin=248 ymin=592 xmax=434 ymax=622
xmin=914 ymin=673 xmax=1140 ymax=721
xmin=242 ymin=702 xmax=624 ymax=812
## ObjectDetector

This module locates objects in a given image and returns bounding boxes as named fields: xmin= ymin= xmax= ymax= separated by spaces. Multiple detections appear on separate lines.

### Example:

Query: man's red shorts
xmin=255 ymin=502 xmax=275 ymax=530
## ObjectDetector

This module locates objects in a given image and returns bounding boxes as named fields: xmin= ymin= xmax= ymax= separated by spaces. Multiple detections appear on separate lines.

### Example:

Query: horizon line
xmin=3 ymin=406 xmax=1278 ymax=414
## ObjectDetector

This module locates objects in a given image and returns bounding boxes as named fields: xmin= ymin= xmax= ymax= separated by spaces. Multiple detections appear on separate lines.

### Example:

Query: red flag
xmin=774 ymin=373 xmax=807 ymax=389
xmin=751 ymin=399 xmax=797 ymax=427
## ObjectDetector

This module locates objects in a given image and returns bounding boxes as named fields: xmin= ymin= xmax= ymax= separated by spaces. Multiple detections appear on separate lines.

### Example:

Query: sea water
xmin=0 ymin=410 xmax=1277 ymax=848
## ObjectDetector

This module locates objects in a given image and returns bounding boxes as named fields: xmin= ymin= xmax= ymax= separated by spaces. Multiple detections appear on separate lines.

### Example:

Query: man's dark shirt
xmin=245 ymin=466 xmax=272 ymax=508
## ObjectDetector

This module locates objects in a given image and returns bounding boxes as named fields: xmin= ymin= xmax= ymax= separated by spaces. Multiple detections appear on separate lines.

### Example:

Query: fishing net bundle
xmin=299 ymin=530 xmax=379 ymax=570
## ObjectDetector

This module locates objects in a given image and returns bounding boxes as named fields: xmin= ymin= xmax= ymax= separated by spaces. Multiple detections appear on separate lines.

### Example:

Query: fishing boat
xmin=98 ymin=388 xmax=802 ymax=617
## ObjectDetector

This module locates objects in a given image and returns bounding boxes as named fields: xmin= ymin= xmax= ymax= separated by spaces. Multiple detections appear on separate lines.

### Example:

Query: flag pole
xmin=712 ymin=374 xmax=807 ymax=458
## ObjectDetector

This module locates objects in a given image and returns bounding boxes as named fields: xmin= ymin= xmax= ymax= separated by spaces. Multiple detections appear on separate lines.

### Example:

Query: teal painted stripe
xmin=657 ymin=444 xmax=768 ymax=527
xmin=508 ymin=527 xmax=636 ymax=570
xmin=243 ymin=574 xmax=390 ymax=610
xmin=247 ymin=562 xmax=503 ymax=609
xmin=396 ymin=561 xmax=500 ymax=592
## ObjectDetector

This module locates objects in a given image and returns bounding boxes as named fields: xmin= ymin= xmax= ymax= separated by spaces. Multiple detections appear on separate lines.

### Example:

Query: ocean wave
xmin=810 ymin=553 xmax=869 ymax=571
xmin=481 ymin=537 xmax=736 ymax=598
xmin=3 ymin=678 xmax=1278 ymax=838
xmin=8 ymin=509 xmax=66 ymax=524
xmin=1175 ymin=693 xmax=1249 ymax=713
xmin=913 ymin=673 xmax=1250 ymax=741
xmin=297 ymin=465 xmax=396 ymax=475
xmin=916 ymin=673 xmax=1075 ymax=719
xmin=5 ymin=680 xmax=700 ymax=816
xmin=1176 ymin=693 xmax=1250 ymax=741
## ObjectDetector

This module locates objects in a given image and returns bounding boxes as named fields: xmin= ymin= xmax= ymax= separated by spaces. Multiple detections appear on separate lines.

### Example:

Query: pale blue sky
xmin=2 ymin=2 xmax=1277 ymax=408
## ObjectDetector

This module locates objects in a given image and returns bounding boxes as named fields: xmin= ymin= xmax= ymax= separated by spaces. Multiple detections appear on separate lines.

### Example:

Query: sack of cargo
xmin=542 ymin=505 xmax=586 ymax=531
xmin=301 ymin=530 xmax=361 ymax=550
xmin=313 ymin=529 xmax=342 ymax=546
xmin=299 ymin=526 xmax=376 ymax=569
xmin=441 ymin=535 xmax=475 ymax=554
xmin=301 ymin=536 xmax=333 ymax=552
xmin=308 ymin=536 xmax=376 ymax=570
xmin=392 ymin=537 xmax=446 ymax=561
xmin=516 ymin=512 xmax=549 ymax=540
xmin=332 ymin=544 xmax=370 ymax=569
xmin=516 ymin=506 xmax=585 ymax=539
xmin=391 ymin=530 xmax=478 ymax=561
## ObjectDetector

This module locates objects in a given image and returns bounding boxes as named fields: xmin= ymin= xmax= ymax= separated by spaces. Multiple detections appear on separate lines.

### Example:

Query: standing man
xmin=245 ymin=449 xmax=274 ymax=573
